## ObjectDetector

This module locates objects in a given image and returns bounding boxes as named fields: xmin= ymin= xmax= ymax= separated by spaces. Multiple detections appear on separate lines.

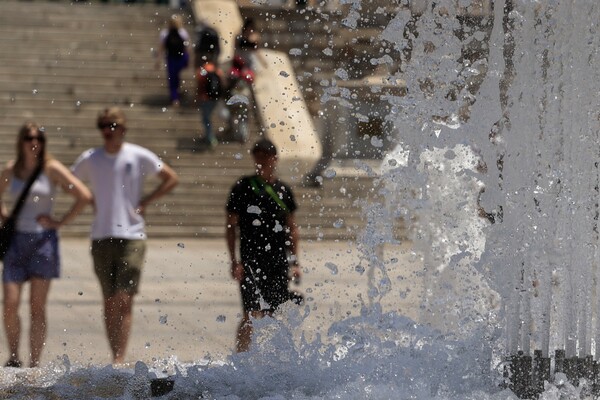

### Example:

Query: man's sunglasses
xmin=23 ymin=135 xmax=45 ymax=143
xmin=97 ymin=122 xmax=122 ymax=130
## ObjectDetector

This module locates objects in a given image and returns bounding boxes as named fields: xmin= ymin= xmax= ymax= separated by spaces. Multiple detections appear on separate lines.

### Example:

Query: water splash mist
xmin=382 ymin=0 xmax=600 ymax=394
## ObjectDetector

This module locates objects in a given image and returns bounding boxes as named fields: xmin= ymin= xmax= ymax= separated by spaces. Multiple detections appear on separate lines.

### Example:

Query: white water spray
xmin=383 ymin=0 xmax=600 ymax=379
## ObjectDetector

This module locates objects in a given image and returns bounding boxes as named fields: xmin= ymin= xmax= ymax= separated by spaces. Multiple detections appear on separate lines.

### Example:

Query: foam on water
xmin=0 ymin=308 xmax=499 ymax=399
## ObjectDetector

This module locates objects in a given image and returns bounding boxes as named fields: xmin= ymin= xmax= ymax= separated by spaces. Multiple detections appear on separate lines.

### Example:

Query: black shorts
xmin=239 ymin=255 xmax=299 ymax=312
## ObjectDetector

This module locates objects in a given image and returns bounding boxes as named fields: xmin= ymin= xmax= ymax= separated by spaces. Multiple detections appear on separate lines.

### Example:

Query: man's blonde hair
xmin=97 ymin=107 xmax=127 ymax=129
xmin=168 ymin=14 xmax=183 ymax=30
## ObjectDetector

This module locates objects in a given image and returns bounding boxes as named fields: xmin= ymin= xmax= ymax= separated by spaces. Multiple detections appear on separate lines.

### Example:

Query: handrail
xmin=190 ymin=0 xmax=322 ymax=180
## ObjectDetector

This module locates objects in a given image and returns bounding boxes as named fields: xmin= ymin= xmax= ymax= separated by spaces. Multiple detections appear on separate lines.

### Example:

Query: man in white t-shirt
xmin=72 ymin=107 xmax=178 ymax=364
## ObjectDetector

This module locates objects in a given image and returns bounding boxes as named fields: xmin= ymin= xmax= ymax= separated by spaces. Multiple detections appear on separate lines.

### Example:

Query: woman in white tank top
xmin=0 ymin=122 xmax=92 ymax=368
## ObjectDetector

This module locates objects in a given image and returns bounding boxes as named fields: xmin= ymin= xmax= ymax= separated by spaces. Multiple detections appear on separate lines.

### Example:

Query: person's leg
xmin=235 ymin=311 xmax=252 ymax=353
xmin=92 ymin=239 xmax=122 ymax=362
xmin=200 ymin=101 xmax=218 ymax=144
xmin=229 ymin=104 xmax=248 ymax=143
xmin=28 ymin=278 xmax=51 ymax=367
xmin=238 ymin=104 xmax=249 ymax=143
xmin=103 ymin=294 xmax=119 ymax=361
xmin=3 ymin=282 xmax=23 ymax=365
xmin=235 ymin=310 xmax=266 ymax=352
xmin=106 ymin=239 xmax=144 ymax=363
xmin=236 ymin=260 xmax=271 ymax=352
xmin=227 ymin=104 xmax=238 ymax=141
xmin=104 ymin=290 xmax=134 ymax=364
xmin=114 ymin=291 xmax=134 ymax=363
xmin=166 ymin=58 xmax=180 ymax=105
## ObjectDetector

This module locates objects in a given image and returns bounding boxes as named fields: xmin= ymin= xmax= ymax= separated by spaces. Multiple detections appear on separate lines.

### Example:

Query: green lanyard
xmin=250 ymin=177 xmax=289 ymax=212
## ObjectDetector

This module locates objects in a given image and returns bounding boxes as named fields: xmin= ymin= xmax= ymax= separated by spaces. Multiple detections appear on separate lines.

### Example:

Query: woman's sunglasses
xmin=23 ymin=135 xmax=45 ymax=143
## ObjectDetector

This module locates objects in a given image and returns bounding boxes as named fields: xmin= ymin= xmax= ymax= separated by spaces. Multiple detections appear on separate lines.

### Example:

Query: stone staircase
xmin=0 ymin=0 xmax=379 ymax=240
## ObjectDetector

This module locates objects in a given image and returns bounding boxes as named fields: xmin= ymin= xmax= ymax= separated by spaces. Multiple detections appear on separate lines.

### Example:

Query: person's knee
xmin=3 ymin=302 xmax=18 ymax=316
xmin=30 ymin=294 xmax=49 ymax=315
xmin=30 ymin=305 xmax=46 ymax=321
xmin=113 ymin=291 xmax=134 ymax=312
xmin=104 ymin=294 xmax=130 ymax=316
xmin=239 ymin=312 xmax=250 ymax=325
xmin=3 ymin=295 xmax=20 ymax=313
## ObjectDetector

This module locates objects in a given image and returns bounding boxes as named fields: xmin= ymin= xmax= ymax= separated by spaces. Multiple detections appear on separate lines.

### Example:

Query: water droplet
xmin=226 ymin=94 xmax=250 ymax=105
xmin=155 ymin=298 xmax=161 ymax=303
xmin=145 ymin=342 xmax=151 ymax=348
xmin=323 ymin=169 xmax=337 ymax=178
xmin=333 ymin=219 xmax=344 ymax=228
xmin=159 ymin=315 xmax=168 ymax=324
xmin=234 ymin=153 xmax=243 ymax=160
xmin=161 ymin=107 xmax=167 ymax=112
xmin=325 ymin=262 xmax=339 ymax=275
xmin=252 ymin=219 xmax=262 ymax=226
xmin=370 ymin=136 xmax=384 ymax=148
xmin=279 ymin=71 xmax=289 ymax=77
xmin=247 ymin=205 xmax=262 ymax=214
xmin=177 ymin=242 xmax=185 ymax=249
xmin=289 ymin=48 xmax=302 ymax=56
xmin=355 ymin=265 xmax=365 ymax=275
xmin=335 ymin=68 xmax=349 ymax=80
xmin=216 ymin=315 xmax=226 ymax=322
xmin=32 ymin=196 xmax=40 ymax=203
xmin=78 ymin=291 xmax=83 ymax=296
xmin=32 ymin=89 xmax=38 ymax=95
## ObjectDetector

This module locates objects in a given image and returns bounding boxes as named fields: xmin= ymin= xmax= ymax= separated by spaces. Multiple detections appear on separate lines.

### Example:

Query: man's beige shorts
xmin=91 ymin=238 xmax=146 ymax=298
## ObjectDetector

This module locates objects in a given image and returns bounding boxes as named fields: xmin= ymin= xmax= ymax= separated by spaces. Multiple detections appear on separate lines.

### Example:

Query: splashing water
xmin=381 ymin=0 xmax=600 ymax=397
xmin=1 ymin=307 xmax=503 ymax=399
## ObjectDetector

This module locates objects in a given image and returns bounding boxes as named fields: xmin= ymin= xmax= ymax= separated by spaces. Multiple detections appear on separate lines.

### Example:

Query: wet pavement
xmin=15 ymin=238 xmax=421 ymax=368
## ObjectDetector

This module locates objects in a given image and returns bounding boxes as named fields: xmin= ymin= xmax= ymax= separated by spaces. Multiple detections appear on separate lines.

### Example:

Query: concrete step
xmin=0 ymin=88 xmax=195 ymax=112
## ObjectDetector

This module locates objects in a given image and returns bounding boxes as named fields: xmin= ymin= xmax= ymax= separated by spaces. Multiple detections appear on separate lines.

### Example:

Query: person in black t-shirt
xmin=225 ymin=139 xmax=302 ymax=352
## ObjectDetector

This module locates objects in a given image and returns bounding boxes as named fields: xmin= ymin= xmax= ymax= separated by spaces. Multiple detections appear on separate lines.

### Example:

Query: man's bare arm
xmin=226 ymin=213 xmax=243 ymax=281
xmin=138 ymin=164 xmax=179 ymax=214
xmin=286 ymin=213 xmax=302 ymax=281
